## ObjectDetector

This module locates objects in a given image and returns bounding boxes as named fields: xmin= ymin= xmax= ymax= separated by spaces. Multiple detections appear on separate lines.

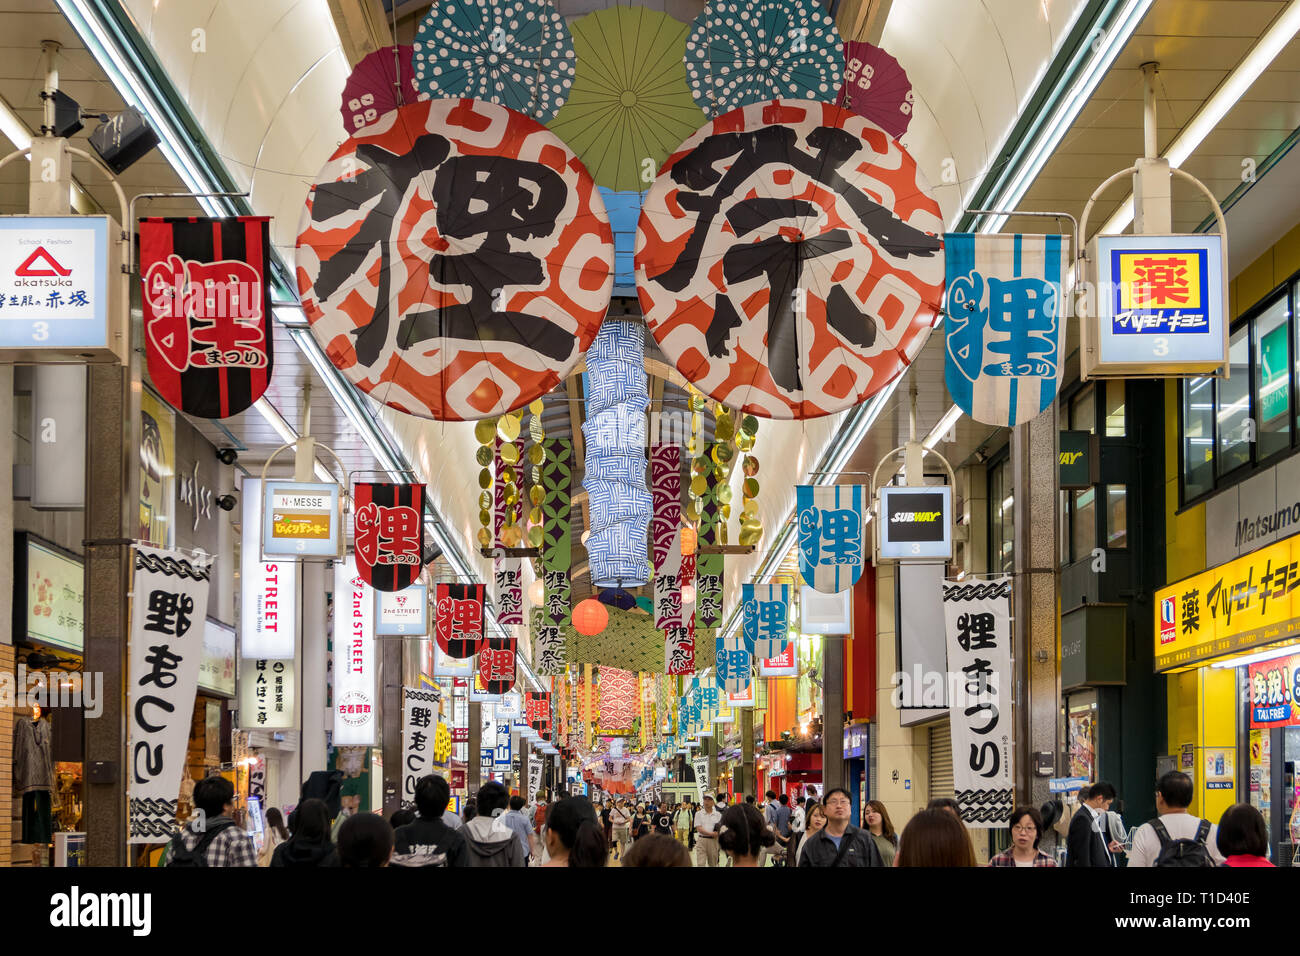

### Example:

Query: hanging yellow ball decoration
xmin=502 ymin=524 xmax=523 ymax=548
xmin=714 ymin=411 xmax=735 ymax=442
xmin=529 ymin=505 xmax=543 ymax=526
xmin=689 ymin=393 xmax=706 ymax=412
xmin=474 ymin=418 xmax=498 ymax=444
xmin=496 ymin=414 xmax=521 ymax=442
xmin=478 ymin=468 xmax=492 ymax=490
xmin=530 ymin=485 xmax=545 ymax=507
xmin=743 ymin=477 xmax=760 ymax=499
xmin=528 ymin=525 xmax=544 ymax=549
xmin=529 ymin=399 xmax=545 ymax=416
xmin=743 ymin=456 xmax=760 ymax=477
xmin=479 ymin=508 xmax=491 ymax=527
xmin=477 ymin=527 xmax=492 ymax=547
xmin=478 ymin=491 xmax=492 ymax=511
xmin=529 ymin=444 xmax=545 ymax=466
xmin=500 ymin=442 xmax=520 ymax=465
xmin=735 ymin=431 xmax=755 ymax=452
xmin=690 ymin=475 xmax=708 ymax=498
xmin=712 ymin=443 xmax=734 ymax=464
xmin=717 ymin=484 xmax=733 ymax=505
xmin=475 ymin=445 xmax=493 ymax=467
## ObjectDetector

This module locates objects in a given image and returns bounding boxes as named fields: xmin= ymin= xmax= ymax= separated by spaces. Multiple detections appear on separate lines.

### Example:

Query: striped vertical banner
xmin=542 ymin=437 xmax=572 ymax=631
xmin=494 ymin=437 xmax=524 ymax=625
xmin=714 ymin=634 xmax=752 ymax=694
xmin=796 ymin=485 xmax=867 ymax=593
xmin=741 ymin=582 xmax=791 ymax=659
xmin=943 ymin=232 xmax=1068 ymax=427
xmin=651 ymin=444 xmax=683 ymax=629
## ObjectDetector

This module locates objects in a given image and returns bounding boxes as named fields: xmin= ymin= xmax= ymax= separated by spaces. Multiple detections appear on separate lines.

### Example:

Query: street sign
xmin=261 ymin=479 xmax=343 ymax=559
xmin=877 ymin=485 xmax=953 ymax=561
xmin=0 ymin=215 xmax=126 ymax=363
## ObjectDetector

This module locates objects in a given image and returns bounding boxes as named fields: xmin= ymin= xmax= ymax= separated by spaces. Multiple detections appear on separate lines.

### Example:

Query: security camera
xmin=216 ymin=494 xmax=238 ymax=512
xmin=216 ymin=448 xmax=238 ymax=466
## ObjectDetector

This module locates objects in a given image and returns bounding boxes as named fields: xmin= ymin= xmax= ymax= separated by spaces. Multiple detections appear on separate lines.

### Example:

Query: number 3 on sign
xmin=32 ymin=322 xmax=49 ymax=342
xmin=1153 ymin=337 xmax=1170 ymax=357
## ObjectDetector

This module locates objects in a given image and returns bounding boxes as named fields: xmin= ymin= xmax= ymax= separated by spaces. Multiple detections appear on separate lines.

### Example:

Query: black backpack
xmin=166 ymin=819 xmax=235 ymax=868
xmin=1151 ymin=818 xmax=1215 ymax=868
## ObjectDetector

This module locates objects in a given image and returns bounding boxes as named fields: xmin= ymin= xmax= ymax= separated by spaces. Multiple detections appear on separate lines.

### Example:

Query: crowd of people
xmin=159 ymin=769 xmax=1275 ymax=868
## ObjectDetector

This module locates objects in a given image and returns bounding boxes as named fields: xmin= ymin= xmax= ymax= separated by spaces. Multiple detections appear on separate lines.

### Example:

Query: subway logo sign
xmin=878 ymin=486 xmax=952 ymax=560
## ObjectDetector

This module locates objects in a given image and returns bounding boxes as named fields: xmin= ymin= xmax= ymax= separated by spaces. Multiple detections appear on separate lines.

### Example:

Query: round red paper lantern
xmin=573 ymin=598 xmax=609 ymax=636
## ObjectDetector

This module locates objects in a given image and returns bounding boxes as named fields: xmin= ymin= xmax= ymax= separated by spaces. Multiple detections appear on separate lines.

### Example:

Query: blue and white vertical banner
xmin=741 ymin=583 xmax=791 ymax=659
xmin=944 ymin=233 xmax=1069 ymax=427
xmin=715 ymin=635 xmax=752 ymax=694
xmin=797 ymin=485 xmax=867 ymax=593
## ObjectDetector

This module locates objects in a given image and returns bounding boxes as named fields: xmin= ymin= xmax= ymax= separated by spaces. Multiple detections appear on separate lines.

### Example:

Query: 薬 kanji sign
xmin=1085 ymin=233 xmax=1226 ymax=378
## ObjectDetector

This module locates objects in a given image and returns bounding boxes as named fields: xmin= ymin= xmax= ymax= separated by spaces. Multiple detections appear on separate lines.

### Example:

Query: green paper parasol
xmin=548 ymin=5 xmax=704 ymax=193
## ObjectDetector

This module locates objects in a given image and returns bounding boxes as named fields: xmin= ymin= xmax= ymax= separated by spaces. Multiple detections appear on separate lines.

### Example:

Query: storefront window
xmin=1105 ymin=486 xmax=1127 ymax=549
xmin=988 ymin=455 xmax=1014 ymax=574
xmin=1254 ymin=295 xmax=1291 ymax=460
xmin=1071 ymin=487 xmax=1096 ymax=562
xmin=1216 ymin=325 xmax=1252 ymax=476
xmin=1183 ymin=376 xmax=1215 ymax=500
xmin=1104 ymin=380 xmax=1126 ymax=436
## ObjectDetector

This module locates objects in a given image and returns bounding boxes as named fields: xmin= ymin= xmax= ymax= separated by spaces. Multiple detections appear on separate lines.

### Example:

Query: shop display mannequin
xmin=14 ymin=704 xmax=54 ymax=862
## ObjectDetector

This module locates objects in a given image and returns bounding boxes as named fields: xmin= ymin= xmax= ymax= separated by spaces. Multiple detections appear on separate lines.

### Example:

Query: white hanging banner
xmin=401 ymin=686 xmax=441 ymax=808
xmin=333 ymin=554 xmax=377 ymax=746
xmin=238 ymin=658 xmax=296 ymax=730
xmin=942 ymin=577 xmax=1014 ymax=828
xmin=526 ymin=754 xmax=543 ymax=798
xmin=240 ymin=478 xmax=297 ymax=659
xmin=128 ymin=546 xmax=211 ymax=844
xmin=433 ymin=642 xmax=473 ymax=677
xmin=692 ymin=756 xmax=710 ymax=801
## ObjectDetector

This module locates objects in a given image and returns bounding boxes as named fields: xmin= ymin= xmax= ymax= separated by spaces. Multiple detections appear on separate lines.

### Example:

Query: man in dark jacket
xmin=1068 ymin=781 xmax=1119 ymax=867
xmin=463 ymin=781 xmax=526 ymax=867
xmin=798 ymin=787 xmax=884 ymax=867
xmin=392 ymin=774 xmax=467 ymax=867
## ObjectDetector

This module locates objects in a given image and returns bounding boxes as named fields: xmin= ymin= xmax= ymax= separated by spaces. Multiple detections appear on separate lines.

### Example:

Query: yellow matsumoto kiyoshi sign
xmin=1154 ymin=535 xmax=1300 ymax=671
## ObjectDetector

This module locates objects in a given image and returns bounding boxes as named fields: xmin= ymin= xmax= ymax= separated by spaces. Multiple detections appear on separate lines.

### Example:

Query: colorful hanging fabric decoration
xmin=536 ymin=439 xmax=572 ymax=676
xmin=944 ymin=233 xmax=1069 ymax=427
xmin=297 ymin=98 xmax=614 ymax=421
xmin=796 ymin=485 xmax=867 ymax=593
xmin=139 ymin=216 xmax=273 ymax=419
xmin=636 ymin=100 xmax=945 ymax=419
xmin=494 ymin=431 xmax=525 ymax=625
xmin=665 ymin=615 xmax=695 ymax=676
xmin=742 ymin=582 xmax=791 ymax=659
xmin=434 ymin=583 xmax=484 ymax=659
xmin=526 ymin=690 xmax=552 ymax=740
xmin=352 ymin=482 xmax=425 ymax=592
xmin=477 ymin=636 xmax=517 ymax=695
xmin=838 ymin=40 xmax=913 ymax=140
xmin=340 ymin=45 xmax=419 ymax=134
xmin=582 ymin=320 xmax=651 ymax=587
xmin=651 ymin=444 xmax=683 ymax=629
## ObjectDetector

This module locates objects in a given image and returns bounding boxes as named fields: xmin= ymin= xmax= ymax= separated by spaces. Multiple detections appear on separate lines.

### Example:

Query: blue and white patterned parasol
xmin=413 ymin=0 xmax=576 ymax=122
xmin=684 ymin=0 xmax=844 ymax=117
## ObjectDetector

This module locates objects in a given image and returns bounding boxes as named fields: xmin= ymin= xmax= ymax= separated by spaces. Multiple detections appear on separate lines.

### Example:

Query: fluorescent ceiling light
xmin=1098 ymin=0 xmax=1300 ymax=237
xmin=0 ymin=95 xmax=32 ymax=151
xmin=923 ymin=404 xmax=963 ymax=449
xmin=273 ymin=303 xmax=310 ymax=328
xmin=980 ymin=0 xmax=1154 ymax=234
xmin=253 ymin=397 xmax=298 ymax=445
xmin=1209 ymin=643 xmax=1300 ymax=669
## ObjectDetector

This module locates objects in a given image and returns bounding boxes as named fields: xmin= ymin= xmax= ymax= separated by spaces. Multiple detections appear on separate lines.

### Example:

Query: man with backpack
xmin=1127 ymin=771 xmax=1224 ymax=867
xmin=164 ymin=775 xmax=257 ymax=867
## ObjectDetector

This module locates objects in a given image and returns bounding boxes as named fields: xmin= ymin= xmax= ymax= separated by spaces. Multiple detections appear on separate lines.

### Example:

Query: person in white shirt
xmin=1127 ymin=771 xmax=1225 ymax=867
xmin=785 ymin=796 xmax=807 ymax=866
xmin=693 ymin=793 xmax=722 ymax=867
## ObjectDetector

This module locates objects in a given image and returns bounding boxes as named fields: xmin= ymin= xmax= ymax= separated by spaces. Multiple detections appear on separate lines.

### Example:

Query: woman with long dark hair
xmin=864 ymin=800 xmax=898 ymax=867
xmin=542 ymin=796 xmax=608 ymax=867
xmin=271 ymin=798 xmax=338 ymax=867
xmin=717 ymin=802 xmax=776 ymax=868
xmin=258 ymin=806 xmax=291 ymax=866
xmin=896 ymin=808 xmax=977 ymax=867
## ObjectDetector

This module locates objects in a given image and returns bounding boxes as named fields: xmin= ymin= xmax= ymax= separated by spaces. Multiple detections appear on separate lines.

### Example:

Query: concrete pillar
xmin=822 ymin=639 xmax=846 ymax=792
xmin=873 ymin=561 xmax=930 ymax=823
xmin=380 ymin=636 xmax=403 ymax=816
xmin=707 ymin=734 xmax=718 ymax=794
xmin=300 ymin=561 xmax=328 ymax=785
xmin=1012 ymin=410 xmax=1060 ymax=809
xmin=468 ymin=701 xmax=482 ymax=792
xmin=0 ymin=365 xmax=11 ymax=647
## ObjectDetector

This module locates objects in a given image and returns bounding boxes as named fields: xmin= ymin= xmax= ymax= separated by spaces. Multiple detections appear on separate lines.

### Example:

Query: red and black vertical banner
xmin=525 ymin=691 xmax=551 ymax=740
xmin=353 ymin=482 xmax=425 ymax=591
xmin=477 ymin=637 xmax=517 ymax=695
xmin=139 ymin=216 xmax=273 ymax=419
xmin=435 ymin=583 xmax=484 ymax=659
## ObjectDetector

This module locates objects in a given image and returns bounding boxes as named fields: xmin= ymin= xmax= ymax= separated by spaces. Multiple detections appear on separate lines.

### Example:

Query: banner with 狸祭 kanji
xmin=650 ymin=444 xmax=682 ymax=629
xmin=400 ymin=686 xmax=440 ymax=809
xmin=797 ymin=485 xmax=866 ymax=593
xmin=715 ymin=634 xmax=752 ymax=694
xmin=434 ymin=583 xmax=484 ymax=659
xmin=665 ymin=615 xmax=695 ymax=676
xmin=741 ymin=582 xmax=791 ymax=659
xmin=944 ymin=233 xmax=1069 ymax=427
xmin=531 ymin=606 xmax=567 ymax=677
xmin=128 ymin=546 xmax=212 ymax=843
xmin=542 ymin=438 xmax=572 ymax=636
xmin=696 ymin=442 xmax=724 ymax=629
xmin=942 ymin=576 xmax=1014 ymax=827
xmin=495 ymin=559 xmax=523 ymax=626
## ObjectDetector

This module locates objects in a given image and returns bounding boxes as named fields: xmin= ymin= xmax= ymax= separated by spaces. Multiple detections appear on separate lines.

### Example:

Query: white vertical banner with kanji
xmin=128 ymin=546 xmax=212 ymax=844
xmin=942 ymin=576 xmax=1014 ymax=827
xmin=401 ymin=686 xmax=441 ymax=809
xmin=527 ymin=755 xmax=543 ymax=798
xmin=692 ymin=756 xmax=710 ymax=801
xmin=334 ymin=554 xmax=377 ymax=746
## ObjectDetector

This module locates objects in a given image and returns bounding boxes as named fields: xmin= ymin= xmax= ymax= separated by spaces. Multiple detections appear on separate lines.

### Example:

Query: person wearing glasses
xmin=990 ymin=806 xmax=1057 ymax=867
